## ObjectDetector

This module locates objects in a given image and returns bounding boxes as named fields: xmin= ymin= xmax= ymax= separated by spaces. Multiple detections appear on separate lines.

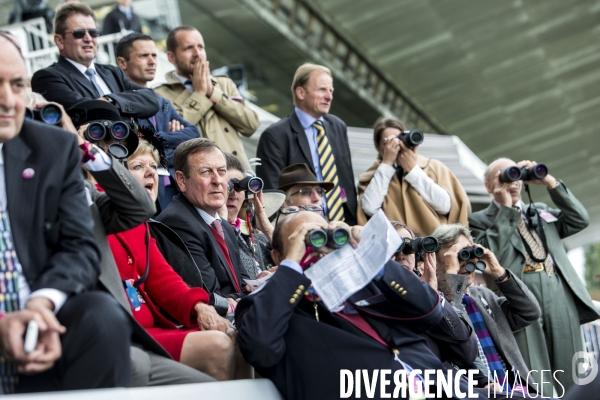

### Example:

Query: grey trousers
xmin=130 ymin=346 xmax=215 ymax=387
xmin=514 ymin=269 xmax=582 ymax=396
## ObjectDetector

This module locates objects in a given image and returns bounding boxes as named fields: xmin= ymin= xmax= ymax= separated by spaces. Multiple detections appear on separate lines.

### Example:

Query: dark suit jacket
xmin=445 ymin=272 xmax=540 ymax=385
xmin=156 ymin=194 xmax=244 ymax=299
xmin=5 ymin=119 xmax=99 ymax=294
xmin=85 ymin=158 xmax=170 ymax=358
xmin=468 ymin=183 xmax=599 ymax=324
xmin=31 ymin=56 xmax=159 ymax=118
xmin=102 ymin=6 xmax=143 ymax=35
xmin=236 ymin=260 xmax=452 ymax=400
xmin=256 ymin=112 xmax=358 ymax=225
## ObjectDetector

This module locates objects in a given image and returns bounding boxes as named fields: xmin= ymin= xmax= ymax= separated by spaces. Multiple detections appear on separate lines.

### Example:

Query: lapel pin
xmin=22 ymin=168 xmax=35 ymax=179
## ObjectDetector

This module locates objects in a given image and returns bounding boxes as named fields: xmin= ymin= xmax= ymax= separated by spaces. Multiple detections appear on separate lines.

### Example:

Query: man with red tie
xmin=156 ymin=139 xmax=245 ymax=318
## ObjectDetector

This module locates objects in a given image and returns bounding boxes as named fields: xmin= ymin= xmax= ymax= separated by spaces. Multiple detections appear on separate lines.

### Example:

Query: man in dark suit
xmin=157 ymin=139 xmax=245 ymax=316
xmin=102 ymin=0 xmax=143 ymax=35
xmin=236 ymin=210 xmax=496 ymax=400
xmin=116 ymin=32 xmax=200 ymax=209
xmin=468 ymin=158 xmax=599 ymax=394
xmin=256 ymin=63 xmax=357 ymax=225
xmin=30 ymin=3 xmax=158 ymax=117
xmin=0 ymin=34 xmax=131 ymax=392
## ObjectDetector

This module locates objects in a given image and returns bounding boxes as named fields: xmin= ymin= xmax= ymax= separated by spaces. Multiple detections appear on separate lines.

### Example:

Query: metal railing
xmin=2 ymin=17 xmax=51 ymax=53
xmin=243 ymin=0 xmax=448 ymax=135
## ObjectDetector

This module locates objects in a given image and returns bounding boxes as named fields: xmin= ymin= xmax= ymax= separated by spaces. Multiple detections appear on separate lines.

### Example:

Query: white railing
xmin=3 ymin=17 xmax=51 ymax=53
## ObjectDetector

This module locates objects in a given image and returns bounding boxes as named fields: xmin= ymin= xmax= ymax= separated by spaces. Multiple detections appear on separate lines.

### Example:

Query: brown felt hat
xmin=277 ymin=163 xmax=334 ymax=192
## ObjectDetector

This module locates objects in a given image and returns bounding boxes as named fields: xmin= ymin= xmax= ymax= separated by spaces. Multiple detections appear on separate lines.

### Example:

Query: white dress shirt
xmin=65 ymin=58 xmax=112 ymax=96
xmin=361 ymin=162 xmax=452 ymax=217
xmin=195 ymin=206 xmax=222 ymax=226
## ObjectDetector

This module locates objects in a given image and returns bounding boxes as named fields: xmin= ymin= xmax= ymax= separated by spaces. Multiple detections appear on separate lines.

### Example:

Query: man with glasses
xmin=274 ymin=163 xmax=332 ymax=224
xmin=31 ymin=3 xmax=159 ymax=118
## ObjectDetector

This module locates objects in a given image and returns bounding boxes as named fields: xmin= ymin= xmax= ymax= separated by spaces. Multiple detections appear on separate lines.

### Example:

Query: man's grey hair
xmin=431 ymin=224 xmax=473 ymax=251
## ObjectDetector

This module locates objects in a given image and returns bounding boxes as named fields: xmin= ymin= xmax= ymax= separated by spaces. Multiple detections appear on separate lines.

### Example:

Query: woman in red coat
xmin=107 ymin=139 xmax=250 ymax=381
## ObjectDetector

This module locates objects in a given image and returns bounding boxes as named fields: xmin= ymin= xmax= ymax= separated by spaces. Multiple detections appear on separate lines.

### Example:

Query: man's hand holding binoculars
xmin=516 ymin=160 xmax=557 ymax=188
xmin=284 ymin=221 xmax=361 ymax=267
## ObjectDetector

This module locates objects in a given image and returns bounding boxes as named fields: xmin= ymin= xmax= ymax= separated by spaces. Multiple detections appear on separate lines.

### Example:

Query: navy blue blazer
xmin=152 ymin=97 xmax=200 ymax=168
xmin=140 ymin=97 xmax=199 ymax=210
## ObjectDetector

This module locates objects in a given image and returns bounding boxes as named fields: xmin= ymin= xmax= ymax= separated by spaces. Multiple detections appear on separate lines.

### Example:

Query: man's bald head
xmin=0 ymin=35 xmax=28 ymax=143
xmin=484 ymin=158 xmax=517 ymax=184
xmin=271 ymin=211 xmax=328 ymax=264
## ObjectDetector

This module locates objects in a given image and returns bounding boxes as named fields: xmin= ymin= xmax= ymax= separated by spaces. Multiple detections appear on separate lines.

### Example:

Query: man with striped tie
xmin=257 ymin=63 xmax=358 ymax=225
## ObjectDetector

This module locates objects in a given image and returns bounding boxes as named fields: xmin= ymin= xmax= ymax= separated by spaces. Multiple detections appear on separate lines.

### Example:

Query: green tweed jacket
xmin=468 ymin=182 xmax=599 ymax=324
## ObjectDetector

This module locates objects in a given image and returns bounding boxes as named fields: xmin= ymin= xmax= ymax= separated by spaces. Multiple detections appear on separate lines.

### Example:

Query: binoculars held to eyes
xmin=397 ymin=129 xmax=424 ymax=149
xmin=84 ymin=120 xmax=133 ymax=159
xmin=25 ymin=105 xmax=62 ymax=125
xmin=457 ymin=246 xmax=487 ymax=273
xmin=398 ymin=236 xmax=439 ymax=255
xmin=499 ymin=164 xmax=548 ymax=183
xmin=229 ymin=176 xmax=264 ymax=194
xmin=305 ymin=227 xmax=350 ymax=249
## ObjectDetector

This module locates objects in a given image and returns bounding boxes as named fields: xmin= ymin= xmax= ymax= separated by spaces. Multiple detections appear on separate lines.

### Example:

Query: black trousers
xmin=16 ymin=291 xmax=132 ymax=392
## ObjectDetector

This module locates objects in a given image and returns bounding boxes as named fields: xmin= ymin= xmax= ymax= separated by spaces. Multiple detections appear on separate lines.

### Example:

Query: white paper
xmin=244 ymin=272 xmax=274 ymax=294
xmin=304 ymin=210 xmax=402 ymax=310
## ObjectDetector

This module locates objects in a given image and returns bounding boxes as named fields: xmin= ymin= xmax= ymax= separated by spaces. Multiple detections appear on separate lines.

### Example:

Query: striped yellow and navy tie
xmin=312 ymin=120 xmax=345 ymax=221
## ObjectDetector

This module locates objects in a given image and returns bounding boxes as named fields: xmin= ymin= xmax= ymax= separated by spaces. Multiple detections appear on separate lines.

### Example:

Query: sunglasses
xmin=275 ymin=204 xmax=324 ymax=225
xmin=65 ymin=29 xmax=101 ymax=39
xmin=290 ymin=187 xmax=327 ymax=197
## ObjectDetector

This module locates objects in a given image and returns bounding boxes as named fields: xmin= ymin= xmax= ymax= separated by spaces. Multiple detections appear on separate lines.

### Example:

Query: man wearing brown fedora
xmin=278 ymin=163 xmax=333 ymax=209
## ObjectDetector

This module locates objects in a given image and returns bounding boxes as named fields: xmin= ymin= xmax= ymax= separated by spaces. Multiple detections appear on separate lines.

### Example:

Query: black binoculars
xmin=305 ymin=227 xmax=349 ymax=249
xmin=85 ymin=120 xmax=130 ymax=142
xmin=398 ymin=236 xmax=439 ymax=255
xmin=84 ymin=120 xmax=134 ymax=159
xmin=228 ymin=176 xmax=264 ymax=194
xmin=397 ymin=129 xmax=424 ymax=149
xmin=499 ymin=164 xmax=548 ymax=183
xmin=458 ymin=246 xmax=484 ymax=260
xmin=458 ymin=246 xmax=486 ymax=273
xmin=25 ymin=104 xmax=62 ymax=125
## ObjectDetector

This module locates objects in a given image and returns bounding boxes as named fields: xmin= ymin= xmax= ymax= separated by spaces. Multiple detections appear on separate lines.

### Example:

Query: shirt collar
xmin=174 ymin=72 xmax=191 ymax=85
xmin=294 ymin=107 xmax=323 ymax=130
xmin=492 ymin=199 xmax=524 ymax=211
xmin=65 ymin=58 xmax=96 ymax=75
xmin=195 ymin=206 xmax=221 ymax=226
xmin=0 ymin=143 xmax=4 ymax=166
xmin=118 ymin=5 xmax=132 ymax=14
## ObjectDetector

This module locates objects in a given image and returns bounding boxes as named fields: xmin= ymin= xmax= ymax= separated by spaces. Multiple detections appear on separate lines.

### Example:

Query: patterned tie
xmin=0 ymin=202 xmax=24 ymax=393
xmin=85 ymin=68 xmax=105 ymax=97
xmin=211 ymin=219 xmax=225 ymax=239
xmin=462 ymin=294 xmax=510 ymax=390
xmin=515 ymin=208 xmax=554 ymax=277
xmin=312 ymin=120 xmax=344 ymax=221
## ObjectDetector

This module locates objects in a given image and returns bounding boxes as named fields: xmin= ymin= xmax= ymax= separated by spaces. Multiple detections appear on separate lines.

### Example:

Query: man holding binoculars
xmin=235 ymin=210 xmax=454 ymax=400
xmin=469 ymin=158 xmax=599 ymax=394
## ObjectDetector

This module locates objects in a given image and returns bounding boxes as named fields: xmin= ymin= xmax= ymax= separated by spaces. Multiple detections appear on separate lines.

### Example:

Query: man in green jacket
xmin=468 ymin=157 xmax=599 ymax=395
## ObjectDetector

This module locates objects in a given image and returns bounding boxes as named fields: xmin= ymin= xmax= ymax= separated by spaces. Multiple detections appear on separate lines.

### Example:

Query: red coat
xmin=108 ymin=223 xmax=210 ymax=330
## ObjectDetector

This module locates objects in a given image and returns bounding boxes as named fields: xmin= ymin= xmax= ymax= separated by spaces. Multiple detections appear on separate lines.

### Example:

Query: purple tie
xmin=212 ymin=220 xmax=224 ymax=239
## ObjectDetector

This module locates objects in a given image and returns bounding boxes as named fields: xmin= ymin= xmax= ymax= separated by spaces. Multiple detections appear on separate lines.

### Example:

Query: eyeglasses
xmin=275 ymin=204 xmax=324 ymax=225
xmin=290 ymin=187 xmax=326 ymax=197
xmin=64 ymin=29 xmax=101 ymax=39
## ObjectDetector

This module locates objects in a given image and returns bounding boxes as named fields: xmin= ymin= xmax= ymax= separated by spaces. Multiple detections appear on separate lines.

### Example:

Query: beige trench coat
xmin=154 ymin=71 xmax=259 ymax=169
